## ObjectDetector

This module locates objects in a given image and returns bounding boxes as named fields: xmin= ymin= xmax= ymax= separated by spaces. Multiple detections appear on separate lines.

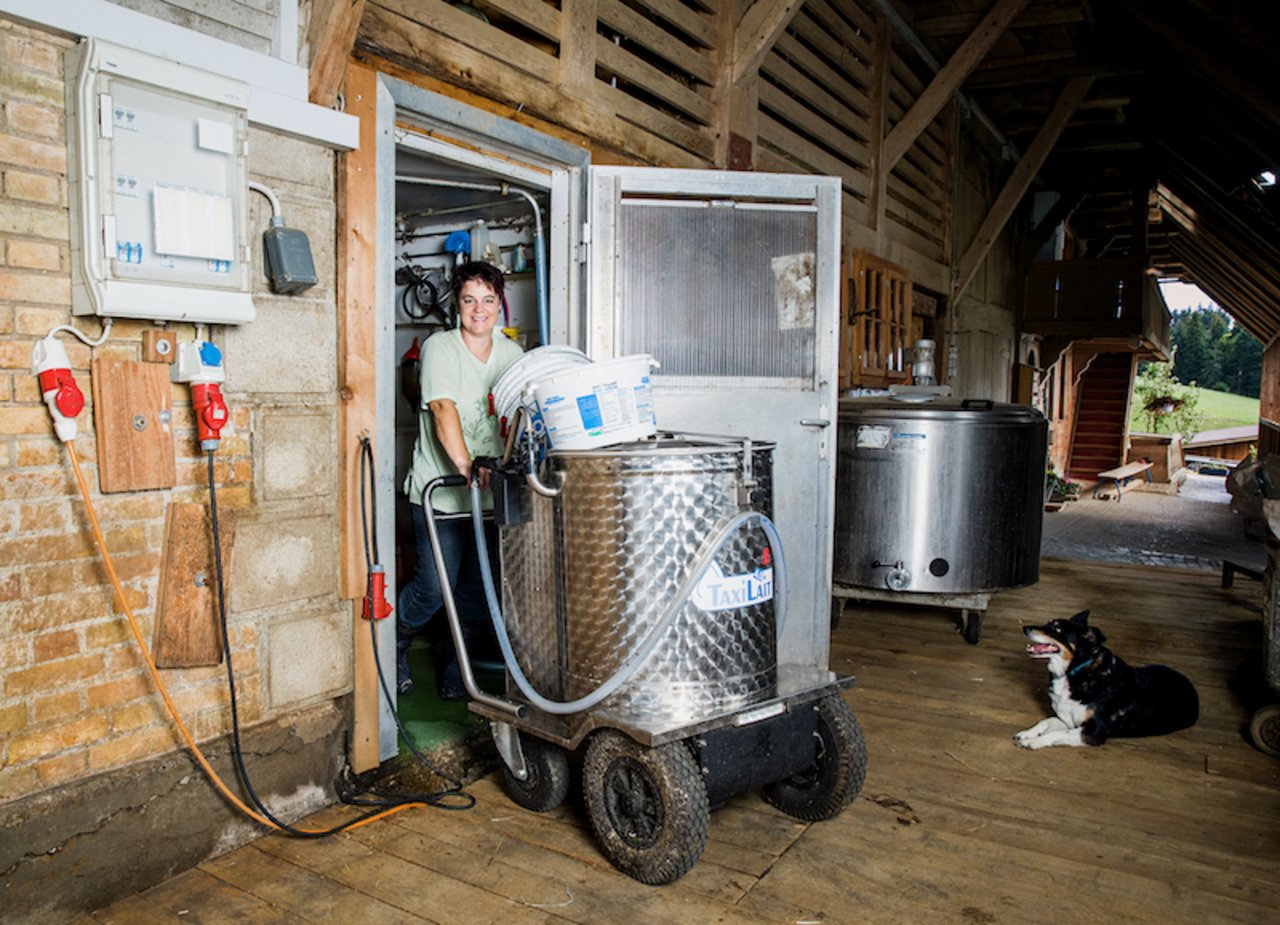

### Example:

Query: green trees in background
xmin=1170 ymin=307 xmax=1263 ymax=397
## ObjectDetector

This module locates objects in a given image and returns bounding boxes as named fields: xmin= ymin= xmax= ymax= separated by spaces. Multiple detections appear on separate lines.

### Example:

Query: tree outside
xmin=1168 ymin=306 xmax=1263 ymax=397
xmin=1134 ymin=360 xmax=1202 ymax=436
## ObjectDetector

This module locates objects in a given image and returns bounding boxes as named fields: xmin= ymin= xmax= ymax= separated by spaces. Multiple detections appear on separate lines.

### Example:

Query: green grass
xmin=1130 ymin=385 xmax=1260 ymax=435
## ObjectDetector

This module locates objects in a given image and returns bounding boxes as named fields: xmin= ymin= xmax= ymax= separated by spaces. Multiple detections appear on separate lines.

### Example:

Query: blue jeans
xmin=397 ymin=506 xmax=500 ymax=694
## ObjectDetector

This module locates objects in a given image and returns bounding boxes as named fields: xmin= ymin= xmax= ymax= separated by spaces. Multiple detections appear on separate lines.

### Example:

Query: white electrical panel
xmin=66 ymin=40 xmax=255 ymax=324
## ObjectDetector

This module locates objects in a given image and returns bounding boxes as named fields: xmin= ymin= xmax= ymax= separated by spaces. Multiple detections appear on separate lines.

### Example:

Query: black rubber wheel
xmin=962 ymin=609 xmax=982 ymax=645
xmin=502 ymin=734 xmax=571 ymax=813
xmin=582 ymin=730 xmax=709 ymax=884
xmin=1248 ymin=704 xmax=1280 ymax=758
xmin=763 ymin=694 xmax=867 ymax=822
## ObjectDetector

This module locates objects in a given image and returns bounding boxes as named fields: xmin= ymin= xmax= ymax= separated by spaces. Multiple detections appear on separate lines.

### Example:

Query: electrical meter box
xmin=66 ymin=40 xmax=255 ymax=324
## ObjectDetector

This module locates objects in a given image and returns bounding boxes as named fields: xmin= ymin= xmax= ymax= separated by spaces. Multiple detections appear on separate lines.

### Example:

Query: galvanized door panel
xmin=586 ymin=167 xmax=841 ymax=672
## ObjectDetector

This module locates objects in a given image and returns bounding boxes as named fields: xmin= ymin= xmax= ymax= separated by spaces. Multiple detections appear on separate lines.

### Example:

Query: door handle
xmin=799 ymin=418 xmax=831 ymax=428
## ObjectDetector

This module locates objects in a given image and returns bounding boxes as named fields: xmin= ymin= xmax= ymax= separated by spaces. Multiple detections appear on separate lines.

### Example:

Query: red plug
xmin=32 ymin=336 xmax=84 ymax=442
xmin=362 ymin=565 xmax=394 ymax=621
xmin=191 ymin=382 xmax=229 ymax=450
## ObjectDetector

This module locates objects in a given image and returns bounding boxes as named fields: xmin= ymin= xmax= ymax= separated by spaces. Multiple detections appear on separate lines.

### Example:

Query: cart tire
xmin=582 ymin=730 xmax=709 ymax=884
xmin=1248 ymin=704 xmax=1280 ymax=757
xmin=763 ymin=694 xmax=867 ymax=822
xmin=502 ymin=734 xmax=571 ymax=813
xmin=962 ymin=610 xmax=982 ymax=645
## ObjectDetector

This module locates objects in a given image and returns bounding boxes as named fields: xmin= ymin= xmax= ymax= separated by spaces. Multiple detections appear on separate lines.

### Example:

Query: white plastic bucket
xmin=490 ymin=346 xmax=592 ymax=440
xmin=532 ymin=354 xmax=658 ymax=450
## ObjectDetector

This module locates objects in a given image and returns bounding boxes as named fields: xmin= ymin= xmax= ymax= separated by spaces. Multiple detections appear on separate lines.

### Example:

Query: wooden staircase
xmin=1068 ymin=351 xmax=1133 ymax=480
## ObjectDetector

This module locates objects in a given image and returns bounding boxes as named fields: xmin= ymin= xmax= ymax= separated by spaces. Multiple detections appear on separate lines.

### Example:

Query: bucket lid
xmin=490 ymin=345 xmax=591 ymax=420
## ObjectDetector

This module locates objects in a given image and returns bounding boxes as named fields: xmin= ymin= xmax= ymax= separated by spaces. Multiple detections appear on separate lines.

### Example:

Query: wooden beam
xmin=953 ymin=75 xmax=1094 ymax=301
xmin=308 ymin=0 xmax=367 ymax=108
xmin=866 ymin=10 xmax=891 ymax=232
xmin=917 ymin=4 xmax=1087 ymax=37
xmin=882 ymin=0 xmax=1030 ymax=173
xmin=713 ymin=0 xmax=759 ymax=168
xmin=733 ymin=0 xmax=804 ymax=83
xmin=559 ymin=0 xmax=598 ymax=92
xmin=338 ymin=61 xmax=380 ymax=773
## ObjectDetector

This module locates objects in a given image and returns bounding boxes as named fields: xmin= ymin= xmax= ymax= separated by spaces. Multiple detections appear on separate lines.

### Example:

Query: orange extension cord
xmin=66 ymin=440 xmax=421 ymax=834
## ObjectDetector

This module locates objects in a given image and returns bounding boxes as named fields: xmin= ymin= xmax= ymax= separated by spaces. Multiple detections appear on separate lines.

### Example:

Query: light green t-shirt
xmin=404 ymin=328 xmax=523 ymax=513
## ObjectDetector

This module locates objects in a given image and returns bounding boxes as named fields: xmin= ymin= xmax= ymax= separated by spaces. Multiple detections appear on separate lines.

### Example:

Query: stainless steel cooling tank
xmin=499 ymin=436 xmax=777 ymax=728
xmin=833 ymin=396 xmax=1048 ymax=594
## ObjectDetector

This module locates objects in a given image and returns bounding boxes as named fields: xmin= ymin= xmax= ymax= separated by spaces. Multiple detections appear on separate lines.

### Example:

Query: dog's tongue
xmin=1026 ymin=642 xmax=1057 ymax=656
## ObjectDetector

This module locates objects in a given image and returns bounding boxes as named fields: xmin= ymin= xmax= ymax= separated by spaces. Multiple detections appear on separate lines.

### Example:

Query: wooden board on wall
xmin=91 ymin=358 xmax=176 ymax=493
xmin=154 ymin=502 xmax=236 ymax=669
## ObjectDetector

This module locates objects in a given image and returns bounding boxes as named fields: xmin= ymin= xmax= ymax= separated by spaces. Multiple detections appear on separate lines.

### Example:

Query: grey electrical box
xmin=262 ymin=225 xmax=318 ymax=294
xmin=66 ymin=39 xmax=255 ymax=324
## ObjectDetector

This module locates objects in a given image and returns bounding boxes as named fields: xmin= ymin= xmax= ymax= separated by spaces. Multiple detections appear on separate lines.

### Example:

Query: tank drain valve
xmin=32 ymin=335 xmax=84 ymax=442
xmin=873 ymin=559 xmax=911 ymax=592
xmin=362 ymin=564 xmax=393 ymax=621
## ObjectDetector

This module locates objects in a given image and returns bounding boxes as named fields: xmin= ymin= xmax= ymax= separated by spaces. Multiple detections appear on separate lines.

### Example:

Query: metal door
xmin=585 ymin=167 xmax=841 ymax=672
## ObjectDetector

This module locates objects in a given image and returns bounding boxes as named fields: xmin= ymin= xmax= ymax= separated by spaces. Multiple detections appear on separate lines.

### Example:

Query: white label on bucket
xmin=692 ymin=562 xmax=774 ymax=612
xmin=571 ymin=380 xmax=639 ymax=435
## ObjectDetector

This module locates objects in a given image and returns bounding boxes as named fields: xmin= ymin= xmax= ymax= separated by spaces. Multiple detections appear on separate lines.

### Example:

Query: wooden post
xmin=867 ymin=10 xmax=892 ymax=232
xmin=339 ymin=62 xmax=381 ymax=773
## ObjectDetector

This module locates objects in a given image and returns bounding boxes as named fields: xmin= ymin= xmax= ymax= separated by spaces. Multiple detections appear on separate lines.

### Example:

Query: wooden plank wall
xmin=134 ymin=0 xmax=278 ymax=53
xmin=758 ymin=0 xmax=950 ymax=266
xmin=360 ymin=0 xmax=721 ymax=167
xmin=357 ymin=0 xmax=950 ymax=273
xmin=1260 ymin=337 xmax=1279 ymax=459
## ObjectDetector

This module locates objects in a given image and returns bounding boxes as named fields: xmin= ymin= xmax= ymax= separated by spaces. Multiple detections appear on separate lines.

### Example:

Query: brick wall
xmin=0 ymin=16 xmax=347 ymax=810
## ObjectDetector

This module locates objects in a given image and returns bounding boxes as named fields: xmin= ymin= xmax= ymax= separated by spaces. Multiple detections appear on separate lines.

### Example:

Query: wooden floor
xmin=85 ymin=558 xmax=1279 ymax=925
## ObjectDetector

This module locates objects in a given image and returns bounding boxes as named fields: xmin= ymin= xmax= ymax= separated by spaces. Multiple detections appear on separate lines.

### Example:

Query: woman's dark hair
xmin=451 ymin=261 xmax=505 ymax=304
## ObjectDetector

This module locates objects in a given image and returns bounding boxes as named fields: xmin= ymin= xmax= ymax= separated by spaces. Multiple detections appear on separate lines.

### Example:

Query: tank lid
xmin=550 ymin=432 xmax=776 ymax=457
xmin=838 ymin=395 xmax=1046 ymax=423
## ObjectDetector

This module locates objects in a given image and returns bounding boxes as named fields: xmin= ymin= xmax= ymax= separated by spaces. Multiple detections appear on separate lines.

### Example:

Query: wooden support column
xmin=953 ymin=75 xmax=1094 ymax=302
xmin=866 ymin=10 xmax=892 ymax=231
xmin=558 ymin=0 xmax=598 ymax=95
xmin=339 ymin=61 xmax=381 ymax=773
xmin=714 ymin=0 xmax=803 ymax=169
xmin=308 ymin=0 xmax=367 ymax=107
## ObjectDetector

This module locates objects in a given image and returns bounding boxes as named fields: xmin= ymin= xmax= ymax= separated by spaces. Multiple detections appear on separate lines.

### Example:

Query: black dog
xmin=1015 ymin=610 xmax=1198 ymax=749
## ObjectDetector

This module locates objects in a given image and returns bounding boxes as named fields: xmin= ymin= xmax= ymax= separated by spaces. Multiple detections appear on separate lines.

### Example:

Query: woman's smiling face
xmin=458 ymin=279 xmax=500 ymax=338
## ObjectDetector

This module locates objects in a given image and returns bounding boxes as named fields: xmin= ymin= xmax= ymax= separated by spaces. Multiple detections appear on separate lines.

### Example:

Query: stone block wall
xmin=0 ymin=7 xmax=349 ymax=858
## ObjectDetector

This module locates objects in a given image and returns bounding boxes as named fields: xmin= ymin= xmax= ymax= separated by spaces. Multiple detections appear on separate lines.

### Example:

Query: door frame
xmin=340 ymin=64 xmax=590 ymax=768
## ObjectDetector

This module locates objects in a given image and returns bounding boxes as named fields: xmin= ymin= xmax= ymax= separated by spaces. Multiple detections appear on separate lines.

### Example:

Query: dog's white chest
xmin=1049 ymin=676 xmax=1089 ymax=727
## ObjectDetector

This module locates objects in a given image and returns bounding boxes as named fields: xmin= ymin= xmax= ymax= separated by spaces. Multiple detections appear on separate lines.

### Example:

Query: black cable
xmin=207 ymin=449 xmax=469 ymax=840
xmin=397 ymin=265 xmax=452 ymax=327
xmin=357 ymin=436 xmax=474 ymax=807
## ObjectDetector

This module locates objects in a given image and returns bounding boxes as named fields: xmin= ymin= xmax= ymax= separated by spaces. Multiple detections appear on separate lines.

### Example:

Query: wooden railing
xmin=1023 ymin=258 xmax=1172 ymax=357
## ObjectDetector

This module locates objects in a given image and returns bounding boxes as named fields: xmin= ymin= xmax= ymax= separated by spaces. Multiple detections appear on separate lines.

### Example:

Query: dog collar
xmin=1067 ymin=657 xmax=1094 ymax=676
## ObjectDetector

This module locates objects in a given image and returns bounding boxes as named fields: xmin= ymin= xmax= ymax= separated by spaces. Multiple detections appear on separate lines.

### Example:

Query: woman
xmin=397 ymin=261 xmax=523 ymax=699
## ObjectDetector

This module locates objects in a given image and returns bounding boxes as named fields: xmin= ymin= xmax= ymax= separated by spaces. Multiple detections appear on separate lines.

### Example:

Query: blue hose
xmin=533 ymin=229 xmax=548 ymax=344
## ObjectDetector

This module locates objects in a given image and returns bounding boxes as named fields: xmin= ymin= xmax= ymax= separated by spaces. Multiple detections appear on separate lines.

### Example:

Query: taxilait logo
xmin=692 ymin=560 xmax=774 ymax=613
